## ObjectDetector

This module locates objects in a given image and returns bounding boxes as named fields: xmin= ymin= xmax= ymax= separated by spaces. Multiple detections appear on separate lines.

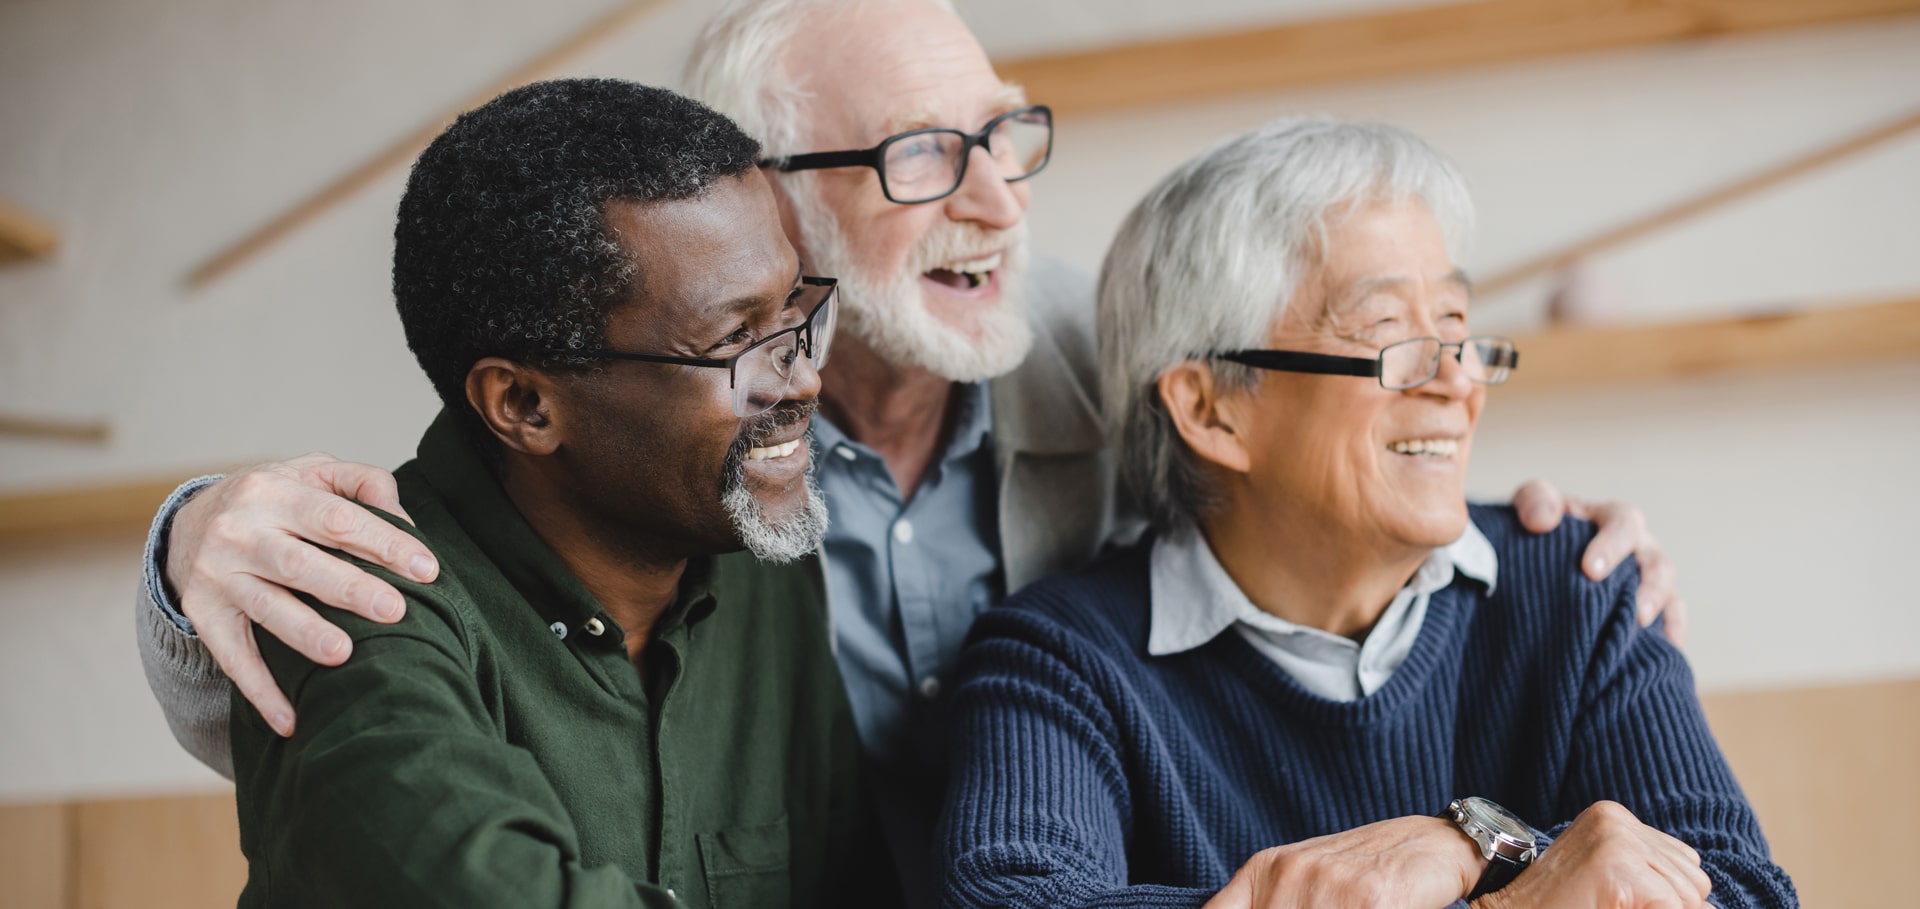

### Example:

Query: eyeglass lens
xmin=732 ymin=282 xmax=838 ymax=417
xmin=1380 ymin=337 xmax=1514 ymax=390
xmin=880 ymin=108 xmax=1052 ymax=203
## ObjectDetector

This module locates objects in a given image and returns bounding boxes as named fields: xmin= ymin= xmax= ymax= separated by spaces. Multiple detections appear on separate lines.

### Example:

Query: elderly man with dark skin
xmin=137 ymin=1 xmax=1683 ymax=904
xmin=226 ymin=78 xmax=883 ymax=909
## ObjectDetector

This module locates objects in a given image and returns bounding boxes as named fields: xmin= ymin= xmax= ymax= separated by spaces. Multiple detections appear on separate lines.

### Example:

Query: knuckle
xmin=319 ymin=501 xmax=361 ymax=538
xmin=272 ymin=542 xmax=315 ymax=580
xmin=244 ymin=584 xmax=283 ymax=625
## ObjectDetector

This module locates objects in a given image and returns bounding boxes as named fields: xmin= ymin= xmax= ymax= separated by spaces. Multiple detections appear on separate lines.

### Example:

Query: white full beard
xmin=792 ymin=181 xmax=1034 ymax=383
xmin=721 ymin=461 xmax=829 ymax=563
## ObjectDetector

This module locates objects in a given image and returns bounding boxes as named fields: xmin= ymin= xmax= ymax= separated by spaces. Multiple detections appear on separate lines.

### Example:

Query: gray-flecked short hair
xmin=1098 ymin=116 xmax=1475 ymax=531
xmin=682 ymin=0 xmax=957 ymax=155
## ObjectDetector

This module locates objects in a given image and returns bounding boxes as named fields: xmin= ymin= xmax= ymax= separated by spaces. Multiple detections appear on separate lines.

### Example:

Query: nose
xmin=783 ymin=342 xmax=825 ymax=404
xmin=942 ymin=144 xmax=1026 ymax=230
xmin=1413 ymin=343 xmax=1473 ymax=400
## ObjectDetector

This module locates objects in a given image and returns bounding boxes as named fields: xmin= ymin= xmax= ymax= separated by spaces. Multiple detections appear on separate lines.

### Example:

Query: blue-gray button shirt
xmin=809 ymin=381 xmax=1000 ymax=766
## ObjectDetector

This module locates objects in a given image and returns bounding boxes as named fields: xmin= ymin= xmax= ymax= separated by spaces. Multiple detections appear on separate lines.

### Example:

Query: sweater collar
xmin=1146 ymin=518 xmax=1497 ymax=657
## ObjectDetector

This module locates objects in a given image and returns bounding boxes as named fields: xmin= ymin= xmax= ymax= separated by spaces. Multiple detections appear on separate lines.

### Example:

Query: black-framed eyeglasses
xmin=1216 ymin=336 xmax=1520 ymax=391
xmin=540 ymin=276 xmax=838 ymax=418
xmin=761 ymin=105 xmax=1053 ymax=205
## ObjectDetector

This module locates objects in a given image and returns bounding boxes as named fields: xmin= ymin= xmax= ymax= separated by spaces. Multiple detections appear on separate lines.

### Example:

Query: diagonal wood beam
xmin=1479 ymin=108 xmax=1920 ymax=297
xmin=995 ymin=0 xmax=1920 ymax=117
xmin=186 ymin=0 xmax=667 ymax=290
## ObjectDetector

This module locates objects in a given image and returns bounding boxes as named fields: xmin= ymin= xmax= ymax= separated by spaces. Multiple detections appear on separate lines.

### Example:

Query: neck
xmin=819 ymin=333 xmax=959 ymax=500
xmin=1200 ymin=496 xmax=1429 ymax=641
xmin=499 ymin=460 xmax=686 ymax=665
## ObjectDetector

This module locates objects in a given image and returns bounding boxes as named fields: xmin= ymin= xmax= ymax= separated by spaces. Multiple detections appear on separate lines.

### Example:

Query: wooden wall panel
xmin=70 ymin=793 xmax=244 ymax=909
xmin=1 ymin=679 xmax=1910 ymax=906
xmin=1701 ymin=677 xmax=1920 ymax=908
xmin=0 ymin=801 xmax=71 ymax=909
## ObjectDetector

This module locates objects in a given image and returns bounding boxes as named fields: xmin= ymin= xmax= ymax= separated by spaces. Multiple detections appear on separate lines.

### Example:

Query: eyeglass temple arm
xmin=1217 ymin=349 xmax=1382 ymax=378
xmin=762 ymin=149 xmax=876 ymax=172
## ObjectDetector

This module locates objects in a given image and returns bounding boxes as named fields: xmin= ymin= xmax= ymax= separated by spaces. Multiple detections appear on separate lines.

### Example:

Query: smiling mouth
xmin=746 ymin=439 xmax=804 ymax=461
xmin=923 ymin=251 xmax=1003 ymax=291
xmin=1388 ymin=438 xmax=1461 ymax=458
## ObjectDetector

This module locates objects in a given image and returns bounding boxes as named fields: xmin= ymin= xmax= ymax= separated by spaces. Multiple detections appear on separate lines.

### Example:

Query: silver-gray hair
xmin=682 ymin=0 xmax=957 ymax=155
xmin=1098 ymin=116 xmax=1476 ymax=531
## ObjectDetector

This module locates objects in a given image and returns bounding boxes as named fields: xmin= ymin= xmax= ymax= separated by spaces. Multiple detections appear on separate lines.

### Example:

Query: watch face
xmin=1463 ymin=797 xmax=1534 ymax=846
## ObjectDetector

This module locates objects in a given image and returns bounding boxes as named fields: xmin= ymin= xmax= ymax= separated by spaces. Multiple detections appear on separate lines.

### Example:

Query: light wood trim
xmin=995 ymin=0 xmax=1920 ymax=116
xmin=1701 ymin=677 xmax=1920 ymax=909
xmin=0 ymin=414 xmax=111 ymax=444
xmin=71 ymin=793 xmax=245 ymax=909
xmin=185 ymin=0 xmax=668 ymax=289
xmin=1478 ymin=108 xmax=1920 ymax=296
xmin=0 ymin=801 xmax=71 ymax=909
xmin=0 ymin=198 xmax=59 ymax=264
xmin=0 ymin=476 xmax=201 ymax=547
xmin=1504 ymin=294 xmax=1920 ymax=391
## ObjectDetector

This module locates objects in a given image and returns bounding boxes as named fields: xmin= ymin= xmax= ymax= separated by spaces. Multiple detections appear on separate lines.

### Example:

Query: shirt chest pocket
xmin=695 ymin=816 xmax=790 ymax=909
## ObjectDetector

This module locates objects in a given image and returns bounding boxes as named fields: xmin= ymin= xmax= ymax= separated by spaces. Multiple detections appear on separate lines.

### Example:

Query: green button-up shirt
xmin=231 ymin=411 xmax=882 ymax=909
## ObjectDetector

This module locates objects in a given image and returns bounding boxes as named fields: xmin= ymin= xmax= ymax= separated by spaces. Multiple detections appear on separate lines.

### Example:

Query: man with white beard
xmin=132 ymin=0 xmax=1685 ymax=902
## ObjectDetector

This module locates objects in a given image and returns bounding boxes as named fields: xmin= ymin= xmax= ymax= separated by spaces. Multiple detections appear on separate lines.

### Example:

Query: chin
xmin=1392 ymin=498 xmax=1470 ymax=549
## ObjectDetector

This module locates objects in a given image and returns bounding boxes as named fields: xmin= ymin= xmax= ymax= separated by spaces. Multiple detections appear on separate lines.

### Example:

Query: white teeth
xmin=1389 ymin=438 xmax=1459 ymax=457
xmin=747 ymin=439 xmax=803 ymax=461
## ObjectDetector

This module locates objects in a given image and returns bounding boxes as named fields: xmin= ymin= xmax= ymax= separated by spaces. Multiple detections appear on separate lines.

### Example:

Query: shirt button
xmin=893 ymin=519 xmax=914 ymax=544
xmin=583 ymin=617 xmax=606 ymax=636
xmin=918 ymin=676 xmax=942 ymax=699
xmin=548 ymin=621 xmax=567 ymax=640
xmin=835 ymin=445 xmax=857 ymax=461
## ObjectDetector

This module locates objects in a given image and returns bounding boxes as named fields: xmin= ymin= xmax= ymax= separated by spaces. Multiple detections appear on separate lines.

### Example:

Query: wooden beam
xmin=186 ymin=0 xmax=667 ymax=289
xmin=0 ymin=476 xmax=195 ymax=547
xmin=0 ymin=413 xmax=111 ymax=444
xmin=1479 ymin=107 xmax=1920 ymax=296
xmin=0 ymin=197 xmax=59 ymax=264
xmin=1505 ymin=293 xmax=1920 ymax=391
xmin=995 ymin=0 xmax=1920 ymax=116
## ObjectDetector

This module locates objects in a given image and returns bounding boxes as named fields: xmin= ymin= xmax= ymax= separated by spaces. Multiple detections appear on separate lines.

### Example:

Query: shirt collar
xmin=409 ymin=409 xmax=719 ymax=637
xmin=812 ymin=381 xmax=993 ymax=471
xmin=1147 ymin=518 xmax=1498 ymax=657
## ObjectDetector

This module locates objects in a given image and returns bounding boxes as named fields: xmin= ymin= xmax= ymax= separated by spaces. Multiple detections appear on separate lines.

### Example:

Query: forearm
xmin=134 ymin=477 xmax=236 ymax=776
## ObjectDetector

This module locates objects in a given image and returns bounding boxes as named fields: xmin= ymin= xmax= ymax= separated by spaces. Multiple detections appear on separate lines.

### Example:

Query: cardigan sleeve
xmin=1552 ymin=563 xmax=1798 ymax=908
xmin=937 ymin=607 xmax=1219 ymax=909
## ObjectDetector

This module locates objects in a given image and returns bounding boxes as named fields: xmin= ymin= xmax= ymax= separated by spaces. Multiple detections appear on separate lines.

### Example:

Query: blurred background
xmin=1 ymin=0 xmax=1915 ymax=905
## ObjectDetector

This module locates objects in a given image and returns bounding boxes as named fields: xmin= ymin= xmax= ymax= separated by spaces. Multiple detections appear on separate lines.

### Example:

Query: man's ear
xmin=1157 ymin=361 xmax=1254 ymax=475
xmin=465 ymin=358 xmax=564 ymax=456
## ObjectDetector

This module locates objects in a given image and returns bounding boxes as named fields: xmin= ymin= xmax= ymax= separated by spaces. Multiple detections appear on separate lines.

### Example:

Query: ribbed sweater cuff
xmin=136 ymin=579 xmax=224 ymax=682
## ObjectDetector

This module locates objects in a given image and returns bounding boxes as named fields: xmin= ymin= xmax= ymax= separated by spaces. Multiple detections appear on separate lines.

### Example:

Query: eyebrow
xmin=883 ymin=82 xmax=1031 ymax=136
xmin=1336 ymin=268 xmax=1473 ymax=309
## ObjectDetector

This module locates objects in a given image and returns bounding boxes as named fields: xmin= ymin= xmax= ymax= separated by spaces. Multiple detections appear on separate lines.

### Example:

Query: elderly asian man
xmin=938 ymin=118 xmax=1794 ymax=909
xmin=226 ymin=79 xmax=883 ymax=908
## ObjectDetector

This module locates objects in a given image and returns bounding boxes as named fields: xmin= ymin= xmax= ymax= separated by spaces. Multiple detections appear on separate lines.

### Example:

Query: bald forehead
xmin=787 ymin=0 xmax=1018 ymax=146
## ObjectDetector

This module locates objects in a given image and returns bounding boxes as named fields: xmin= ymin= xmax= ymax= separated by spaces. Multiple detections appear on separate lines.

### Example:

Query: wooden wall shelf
xmin=996 ymin=0 xmax=1920 ymax=116
xmin=0 ymin=198 xmax=59 ymax=264
xmin=1505 ymin=294 xmax=1920 ymax=391
xmin=0 ymin=476 xmax=198 ymax=547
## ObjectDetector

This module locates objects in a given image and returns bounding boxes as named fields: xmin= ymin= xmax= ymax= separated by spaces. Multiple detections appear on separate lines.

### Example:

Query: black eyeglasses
xmin=761 ymin=105 xmax=1053 ymax=205
xmin=1216 ymin=336 xmax=1520 ymax=390
xmin=541 ymin=276 xmax=838 ymax=417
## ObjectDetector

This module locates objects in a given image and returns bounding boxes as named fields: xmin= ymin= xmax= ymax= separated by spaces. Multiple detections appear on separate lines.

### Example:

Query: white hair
xmin=682 ymin=0 xmax=956 ymax=155
xmin=1098 ymin=116 xmax=1476 ymax=531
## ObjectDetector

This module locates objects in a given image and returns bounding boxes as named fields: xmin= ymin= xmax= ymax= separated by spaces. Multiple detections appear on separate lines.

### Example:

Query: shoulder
xmin=1020 ymin=256 xmax=1098 ymax=388
xmin=972 ymin=540 xmax=1153 ymax=658
xmin=1468 ymin=502 xmax=1637 ymax=599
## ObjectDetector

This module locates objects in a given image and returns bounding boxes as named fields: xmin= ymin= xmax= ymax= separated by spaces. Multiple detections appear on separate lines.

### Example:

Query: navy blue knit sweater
xmin=938 ymin=506 xmax=1794 ymax=908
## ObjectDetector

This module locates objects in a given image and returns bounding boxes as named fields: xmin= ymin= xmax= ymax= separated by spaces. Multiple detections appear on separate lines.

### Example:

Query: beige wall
xmin=1 ymin=4 xmax=1915 ymax=902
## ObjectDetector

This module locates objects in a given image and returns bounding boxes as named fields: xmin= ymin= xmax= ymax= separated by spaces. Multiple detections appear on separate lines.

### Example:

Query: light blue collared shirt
xmin=1148 ymin=520 xmax=1498 ymax=701
xmin=810 ymin=381 xmax=1000 ymax=764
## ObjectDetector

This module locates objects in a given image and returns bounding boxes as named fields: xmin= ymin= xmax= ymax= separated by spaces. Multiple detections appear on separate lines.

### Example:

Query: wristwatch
xmin=1440 ymin=796 xmax=1538 ymax=899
